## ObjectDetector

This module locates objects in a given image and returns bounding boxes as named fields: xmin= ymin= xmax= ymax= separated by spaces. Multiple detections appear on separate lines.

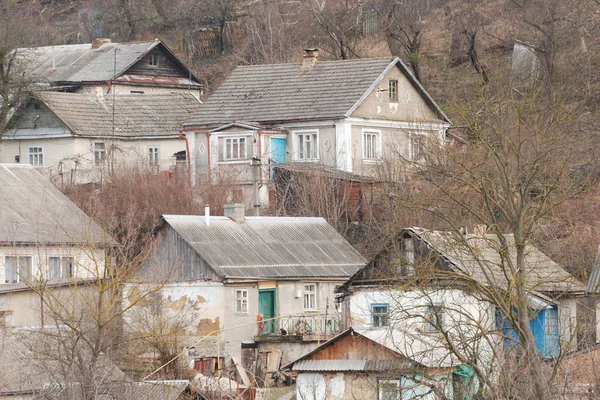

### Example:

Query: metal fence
xmin=260 ymin=314 xmax=342 ymax=337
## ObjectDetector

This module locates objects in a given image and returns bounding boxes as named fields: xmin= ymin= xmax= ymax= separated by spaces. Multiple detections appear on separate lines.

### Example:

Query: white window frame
xmin=223 ymin=136 xmax=248 ymax=161
xmin=93 ymin=142 xmax=106 ymax=165
xmin=371 ymin=303 xmax=390 ymax=327
xmin=148 ymin=146 xmax=160 ymax=169
xmin=294 ymin=130 xmax=319 ymax=161
xmin=235 ymin=289 xmax=248 ymax=314
xmin=388 ymin=80 xmax=398 ymax=102
xmin=362 ymin=128 xmax=382 ymax=162
xmin=304 ymin=283 xmax=317 ymax=310
xmin=4 ymin=256 xmax=32 ymax=283
xmin=409 ymin=132 xmax=428 ymax=163
xmin=49 ymin=256 xmax=74 ymax=281
xmin=378 ymin=379 xmax=400 ymax=400
xmin=28 ymin=147 xmax=43 ymax=167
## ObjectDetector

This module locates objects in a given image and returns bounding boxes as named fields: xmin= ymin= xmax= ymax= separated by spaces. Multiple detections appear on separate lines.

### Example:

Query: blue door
xmin=270 ymin=138 xmax=287 ymax=179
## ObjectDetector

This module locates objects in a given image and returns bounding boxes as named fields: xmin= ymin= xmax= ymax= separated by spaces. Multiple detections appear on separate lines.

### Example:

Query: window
xmin=94 ymin=142 xmax=106 ymax=165
xmin=28 ymin=147 xmax=43 ymax=167
xmin=224 ymin=137 xmax=247 ymax=161
xmin=379 ymin=380 xmax=400 ymax=400
xmin=148 ymin=146 xmax=159 ymax=169
xmin=296 ymin=131 xmax=319 ymax=161
xmin=409 ymin=133 xmax=427 ymax=163
xmin=148 ymin=54 xmax=159 ymax=66
xmin=49 ymin=257 xmax=73 ymax=280
xmin=389 ymin=80 xmax=398 ymax=102
xmin=425 ymin=304 xmax=444 ymax=332
xmin=363 ymin=130 xmax=381 ymax=160
xmin=5 ymin=256 xmax=32 ymax=283
xmin=304 ymin=283 xmax=317 ymax=310
xmin=235 ymin=289 xmax=248 ymax=313
xmin=371 ymin=303 xmax=390 ymax=327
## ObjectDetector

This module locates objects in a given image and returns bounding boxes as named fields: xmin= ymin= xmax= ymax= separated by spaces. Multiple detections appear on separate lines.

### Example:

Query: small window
xmin=94 ymin=142 xmax=106 ymax=165
xmin=425 ymin=304 xmax=444 ymax=332
xmin=389 ymin=80 xmax=398 ymax=102
xmin=363 ymin=130 xmax=381 ymax=160
xmin=235 ymin=289 xmax=248 ymax=314
xmin=409 ymin=133 xmax=427 ymax=163
xmin=49 ymin=257 xmax=73 ymax=280
xmin=28 ymin=147 xmax=43 ymax=167
xmin=296 ymin=131 xmax=319 ymax=161
xmin=5 ymin=256 xmax=32 ymax=283
xmin=149 ymin=146 xmax=160 ymax=169
xmin=371 ymin=303 xmax=390 ymax=327
xmin=148 ymin=54 xmax=159 ymax=66
xmin=379 ymin=379 xmax=400 ymax=400
xmin=33 ymin=101 xmax=41 ymax=110
xmin=224 ymin=137 xmax=247 ymax=161
xmin=304 ymin=284 xmax=317 ymax=310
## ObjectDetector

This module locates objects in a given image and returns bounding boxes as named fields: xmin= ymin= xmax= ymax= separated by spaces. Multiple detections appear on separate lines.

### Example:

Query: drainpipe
xmin=257 ymin=130 xmax=263 ymax=189
xmin=205 ymin=132 xmax=211 ymax=185
xmin=178 ymin=129 xmax=191 ymax=182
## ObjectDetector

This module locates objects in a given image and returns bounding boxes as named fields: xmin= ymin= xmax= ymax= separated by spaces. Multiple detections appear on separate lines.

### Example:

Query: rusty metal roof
xmin=185 ymin=58 xmax=450 ymax=127
xmin=10 ymin=91 xmax=201 ymax=139
xmin=0 ymin=164 xmax=108 ymax=245
xmin=14 ymin=40 xmax=199 ymax=85
xmin=161 ymin=215 xmax=367 ymax=279
xmin=292 ymin=359 xmax=366 ymax=371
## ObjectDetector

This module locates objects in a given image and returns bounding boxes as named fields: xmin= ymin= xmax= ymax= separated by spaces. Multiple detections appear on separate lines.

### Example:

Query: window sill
xmin=235 ymin=312 xmax=249 ymax=316
xmin=293 ymin=159 xmax=320 ymax=163
xmin=362 ymin=159 xmax=382 ymax=164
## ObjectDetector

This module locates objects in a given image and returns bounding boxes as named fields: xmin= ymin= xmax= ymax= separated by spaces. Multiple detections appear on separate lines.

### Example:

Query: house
xmin=282 ymin=327 xmax=474 ymax=400
xmin=182 ymin=49 xmax=452 ymax=207
xmin=0 ymin=328 xmax=190 ymax=399
xmin=336 ymin=227 xmax=587 ymax=385
xmin=124 ymin=204 xmax=367 ymax=383
xmin=0 ymin=164 xmax=112 ymax=326
xmin=0 ymin=91 xmax=201 ymax=183
xmin=13 ymin=38 xmax=202 ymax=95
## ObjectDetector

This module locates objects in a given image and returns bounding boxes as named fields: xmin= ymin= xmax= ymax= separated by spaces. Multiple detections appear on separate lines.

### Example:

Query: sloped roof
xmin=14 ymin=40 xmax=198 ymax=84
xmin=409 ymin=228 xmax=585 ymax=294
xmin=586 ymin=244 xmax=600 ymax=294
xmin=44 ymin=380 xmax=189 ymax=400
xmin=161 ymin=215 xmax=367 ymax=279
xmin=0 ymin=164 xmax=108 ymax=245
xmin=26 ymin=91 xmax=201 ymax=138
xmin=284 ymin=327 xmax=457 ymax=371
xmin=185 ymin=58 xmax=450 ymax=127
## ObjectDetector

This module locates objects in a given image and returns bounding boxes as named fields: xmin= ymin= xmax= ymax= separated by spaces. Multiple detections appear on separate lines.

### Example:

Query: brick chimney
xmin=92 ymin=38 xmax=112 ymax=49
xmin=224 ymin=204 xmax=245 ymax=223
xmin=301 ymin=48 xmax=319 ymax=69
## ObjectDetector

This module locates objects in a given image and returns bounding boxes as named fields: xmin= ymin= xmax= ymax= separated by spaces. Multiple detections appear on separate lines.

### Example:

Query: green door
xmin=258 ymin=289 xmax=276 ymax=334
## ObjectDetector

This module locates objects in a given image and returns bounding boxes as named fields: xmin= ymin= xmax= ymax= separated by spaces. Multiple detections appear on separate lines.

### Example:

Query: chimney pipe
xmin=301 ymin=48 xmax=319 ymax=69
xmin=205 ymin=205 xmax=210 ymax=226
xmin=92 ymin=38 xmax=112 ymax=49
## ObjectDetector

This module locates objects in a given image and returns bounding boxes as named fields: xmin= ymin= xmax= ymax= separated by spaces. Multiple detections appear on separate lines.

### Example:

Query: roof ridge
xmin=236 ymin=57 xmax=394 ymax=69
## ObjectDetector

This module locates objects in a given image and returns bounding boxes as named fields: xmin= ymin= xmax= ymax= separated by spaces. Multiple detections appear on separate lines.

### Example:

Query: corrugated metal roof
xmin=0 ymin=164 xmax=108 ymax=245
xmin=28 ymin=91 xmax=201 ymax=138
xmin=293 ymin=359 xmax=366 ymax=371
xmin=185 ymin=58 xmax=450 ymax=127
xmin=15 ymin=41 xmax=193 ymax=85
xmin=45 ymin=380 xmax=189 ymax=400
xmin=586 ymin=245 xmax=600 ymax=294
xmin=162 ymin=215 xmax=367 ymax=279
xmin=409 ymin=228 xmax=586 ymax=294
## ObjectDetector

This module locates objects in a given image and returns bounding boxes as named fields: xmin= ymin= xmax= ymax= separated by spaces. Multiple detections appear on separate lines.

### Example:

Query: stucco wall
xmin=297 ymin=372 xmax=378 ymax=400
xmin=351 ymin=66 xmax=441 ymax=123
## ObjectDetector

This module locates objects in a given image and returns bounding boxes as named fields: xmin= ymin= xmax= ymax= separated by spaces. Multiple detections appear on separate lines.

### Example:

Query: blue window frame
xmin=371 ymin=303 xmax=390 ymax=327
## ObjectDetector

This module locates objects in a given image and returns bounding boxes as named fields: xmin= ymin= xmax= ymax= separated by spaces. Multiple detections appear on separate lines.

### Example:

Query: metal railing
xmin=260 ymin=314 xmax=342 ymax=337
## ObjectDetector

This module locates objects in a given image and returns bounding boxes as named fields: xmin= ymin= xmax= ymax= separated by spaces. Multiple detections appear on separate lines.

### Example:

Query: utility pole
xmin=252 ymin=157 xmax=260 ymax=216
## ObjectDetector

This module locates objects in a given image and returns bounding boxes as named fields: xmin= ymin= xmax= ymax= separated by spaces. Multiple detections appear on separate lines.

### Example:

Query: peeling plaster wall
xmin=297 ymin=372 xmax=377 ymax=400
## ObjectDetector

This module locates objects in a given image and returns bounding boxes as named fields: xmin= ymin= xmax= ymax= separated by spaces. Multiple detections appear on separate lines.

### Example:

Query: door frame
xmin=258 ymin=288 xmax=277 ymax=316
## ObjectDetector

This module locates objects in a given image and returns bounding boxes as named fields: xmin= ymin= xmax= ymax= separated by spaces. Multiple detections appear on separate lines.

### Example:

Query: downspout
xmin=205 ymin=132 xmax=211 ymax=184
xmin=257 ymin=130 xmax=263 ymax=189
xmin=178 ymin=129 xmax=191 ymax=183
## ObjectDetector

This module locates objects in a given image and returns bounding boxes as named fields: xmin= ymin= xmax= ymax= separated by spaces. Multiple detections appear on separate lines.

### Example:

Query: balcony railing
xmin=259 ymin=314 xmax=342 ymax=338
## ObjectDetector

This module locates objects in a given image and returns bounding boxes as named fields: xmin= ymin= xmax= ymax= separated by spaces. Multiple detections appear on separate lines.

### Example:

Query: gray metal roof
xmin=162 ymin=215 xmax=367 ymax=279
xmin=410 ymin=228 xmax=586 ymax=294
xmin=185 ymin=58 xmax=450 ymax=127
xmin=586 ymin=244 xmax=600 ymax=294
xmin=14 ymin=40 xmax=198 ymax=85
xmin=292 ymin=359 xmax=366 ymax=371
xmin=0 ymin=164 xmax=108 ymax=245
xmin=28 ymin=91 xmax=201 ymax=138
xmin=44 ymin=380 xmax=189 ymax=400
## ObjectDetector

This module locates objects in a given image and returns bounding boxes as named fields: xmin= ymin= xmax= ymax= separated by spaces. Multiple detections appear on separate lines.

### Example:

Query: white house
xmin=182 ymin=49 xmax=454 ymax=207
xmin=0 ymin=164 xmax=112 ymax=326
